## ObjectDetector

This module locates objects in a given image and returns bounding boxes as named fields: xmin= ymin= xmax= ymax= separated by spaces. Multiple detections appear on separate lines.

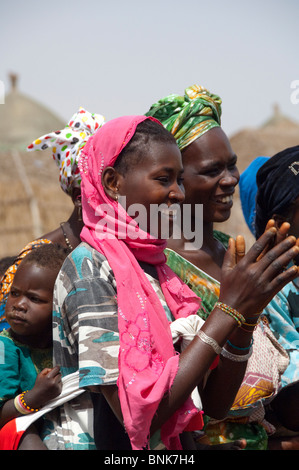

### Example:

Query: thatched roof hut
xmin=0 ymin=74 xmax=73 ymax=257
xmin=215 ymin=105 xmax=299 ymax=249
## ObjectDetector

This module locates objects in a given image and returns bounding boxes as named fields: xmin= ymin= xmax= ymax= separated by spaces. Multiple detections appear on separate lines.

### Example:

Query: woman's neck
xmin=41 ymin=206 xmax=84 ymax=250
xmin=168 ymin=221 xmax=225 ymax=281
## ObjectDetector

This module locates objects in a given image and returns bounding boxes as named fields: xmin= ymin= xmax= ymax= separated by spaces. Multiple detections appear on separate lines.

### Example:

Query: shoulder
xmin=54 ymin=243 xmax=116 ymax=305
xmin=0 ymin=329 xmax=15 ymax=346
xmin=59 ymin=242 xmax=114 ymax=283
xmin=0 ymin=330 xmax=23 ymax=362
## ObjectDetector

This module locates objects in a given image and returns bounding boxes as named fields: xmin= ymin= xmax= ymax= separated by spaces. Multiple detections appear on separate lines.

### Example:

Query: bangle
xmin=215 ymin=302 xmax=245 ymax=326
xmin=243 ymin=321 xmax=259 ymax=327
xmin=14 ymin=394 xmax=32 ymax=415
xmin=221 ymin=346 xmax=253 ymax=362
xmin=240 ymin=323 xmax=258 ymax=333
xmin=19 ymin=391 xmax=39 ymax=413
xmin=227 ymin=338 xmax=254 ymax=351
xmin=197 ymin=330 xmax=222 ymax=355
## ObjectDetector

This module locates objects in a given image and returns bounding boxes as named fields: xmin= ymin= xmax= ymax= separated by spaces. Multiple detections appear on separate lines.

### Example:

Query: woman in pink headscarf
xmin=49 ymin=115 xmax=299 ymax=451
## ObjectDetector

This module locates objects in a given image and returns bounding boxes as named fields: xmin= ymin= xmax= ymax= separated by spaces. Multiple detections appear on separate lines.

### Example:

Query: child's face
xmin=5 ymin=262 xmax=57 ymax=343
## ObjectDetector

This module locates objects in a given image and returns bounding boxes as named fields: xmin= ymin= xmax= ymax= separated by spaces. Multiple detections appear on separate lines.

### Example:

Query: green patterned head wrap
xmin=145 ymin=84 xmax=222 ymax=150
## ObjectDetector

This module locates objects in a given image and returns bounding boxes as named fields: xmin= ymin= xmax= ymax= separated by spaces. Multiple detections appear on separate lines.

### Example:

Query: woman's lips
xmin=213 ymin=194 xmax=234 ymax=205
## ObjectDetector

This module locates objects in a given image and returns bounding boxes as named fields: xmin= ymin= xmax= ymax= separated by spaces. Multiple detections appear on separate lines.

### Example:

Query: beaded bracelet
xmin=14 ymin=394 xmax=32 ymax=415
xmin=197 ymin=330 xmax=222 ymax=355
xmin=17 ymin=391 xmax=39 ymax=413
xmin=221 ymin=346 xmax=253 ymax=362
xmin=215 ymin=302 xmax=245 ymax=327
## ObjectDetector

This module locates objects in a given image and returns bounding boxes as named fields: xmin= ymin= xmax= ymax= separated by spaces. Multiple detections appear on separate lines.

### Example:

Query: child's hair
xmin=0 ymin=256 xmax=16 ymax=277
xmin=20 ymin=244 xmax=70 ymax=273
xmin=114 ymin=119 xmax=177 ymax=175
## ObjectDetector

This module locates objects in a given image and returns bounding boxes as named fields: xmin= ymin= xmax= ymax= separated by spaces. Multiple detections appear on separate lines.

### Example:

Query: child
xmin=47 ymin=115 xmax=299 ymax=450
xmin=0 ymin=244 xmax=69 ymax=450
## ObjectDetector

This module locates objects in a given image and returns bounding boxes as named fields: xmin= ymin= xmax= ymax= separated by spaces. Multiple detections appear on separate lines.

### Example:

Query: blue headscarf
xmin=239 ymin=157 xmax=269 ymax=236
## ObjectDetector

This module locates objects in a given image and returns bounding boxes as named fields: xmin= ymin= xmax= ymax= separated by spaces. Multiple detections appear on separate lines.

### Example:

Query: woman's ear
xmin=102 ymin=167 xmax=121 ymax=201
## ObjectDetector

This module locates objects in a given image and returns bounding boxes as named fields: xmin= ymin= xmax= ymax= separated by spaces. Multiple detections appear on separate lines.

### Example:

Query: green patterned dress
xmin=166 ymin=248 xmax=268 ymax=450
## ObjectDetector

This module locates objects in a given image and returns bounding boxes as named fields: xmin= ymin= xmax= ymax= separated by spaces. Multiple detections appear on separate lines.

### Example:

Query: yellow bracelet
xmin=14 ymin=394 xmax=32 ymax=415
xmin=20 ymin=391 xmax=39 ymax=413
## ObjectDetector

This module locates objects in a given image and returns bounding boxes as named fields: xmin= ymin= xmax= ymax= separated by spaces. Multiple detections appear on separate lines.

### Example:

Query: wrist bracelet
xmin=14 ymin=394 xmax=32 ymax=415
xmin=240 ymin=323 xmax=258 ymax=333
xmin=15 ymin=391 xmax=39 ymax=414
xmin=215 ymin=302 xmax=245 ymax=327
xmin=227 ymin=338 xmax=254 ymax=351
xmin=20 ymin=391 xmax=39 ymax=413
xmin=197 ymin=330 xmax=222 ymax=355
xmin=221 ymin=346 xmax=253 ymax=362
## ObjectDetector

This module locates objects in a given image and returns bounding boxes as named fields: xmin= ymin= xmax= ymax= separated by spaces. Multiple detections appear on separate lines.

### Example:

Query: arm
xmin=101 ymin=229 xmax=299 ymax=432
xmin=0 ymin=366 xmax=62 ymax=428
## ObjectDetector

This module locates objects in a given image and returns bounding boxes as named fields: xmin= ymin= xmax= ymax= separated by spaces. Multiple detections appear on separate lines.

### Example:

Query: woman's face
xmin=181 ymin=127 xmax=239 ymax=223
xmin=116 ymin=141 xmax=185 ymax=237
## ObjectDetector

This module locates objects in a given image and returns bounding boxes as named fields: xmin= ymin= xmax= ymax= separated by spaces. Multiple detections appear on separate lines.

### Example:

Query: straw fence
xmin=0 ymin=149 xmax=72 ymax=258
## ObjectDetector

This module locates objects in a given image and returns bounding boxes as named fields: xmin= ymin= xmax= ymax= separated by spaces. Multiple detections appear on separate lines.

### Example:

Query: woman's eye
xmin=228 ymin=163 xmax=237 ymax=171
xmin=157 ymin=176 xmax=169 ymax=183
xmin=201 ymin=169 xmax=220 ymax=177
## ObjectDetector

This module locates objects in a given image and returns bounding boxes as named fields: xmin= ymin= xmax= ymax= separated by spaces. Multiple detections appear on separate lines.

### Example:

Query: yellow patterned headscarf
xmin=145 ymin=84 xmax=222 ymax=150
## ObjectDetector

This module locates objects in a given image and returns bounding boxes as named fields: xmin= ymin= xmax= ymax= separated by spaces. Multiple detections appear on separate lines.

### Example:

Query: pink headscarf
xmin=79 ymin=115 xmax=201 ymax=450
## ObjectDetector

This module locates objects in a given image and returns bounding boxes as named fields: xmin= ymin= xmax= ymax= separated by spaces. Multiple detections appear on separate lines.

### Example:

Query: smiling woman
xmin=145 ymin=84 xmax=239 ymax=280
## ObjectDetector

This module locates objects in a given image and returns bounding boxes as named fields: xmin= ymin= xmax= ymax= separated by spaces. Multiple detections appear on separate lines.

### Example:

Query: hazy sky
xmin=1 ymin=0 xmax=298 ymax=136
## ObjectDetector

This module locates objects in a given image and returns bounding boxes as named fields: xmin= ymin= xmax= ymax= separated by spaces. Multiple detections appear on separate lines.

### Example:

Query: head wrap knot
xmin=145 ymin=84 xmax=222 ymax=150
xmin=27 ymin=107 xmax=105 ymax=195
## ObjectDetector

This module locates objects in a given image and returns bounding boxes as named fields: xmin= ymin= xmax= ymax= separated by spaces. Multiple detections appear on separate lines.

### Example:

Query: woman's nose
xmin=219 ymin=169 xmax=239 ymax=187
xmin=169 ymin=183 xmax=185 ymax=204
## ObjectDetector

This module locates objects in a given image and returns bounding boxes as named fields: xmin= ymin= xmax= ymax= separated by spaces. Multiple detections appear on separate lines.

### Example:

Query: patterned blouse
xmin=43 ymin=242 xmax=173 ymax=450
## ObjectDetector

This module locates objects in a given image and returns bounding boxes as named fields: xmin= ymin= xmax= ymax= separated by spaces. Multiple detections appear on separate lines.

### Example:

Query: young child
xmin=0 ymin=244 xmax=69 ymax=450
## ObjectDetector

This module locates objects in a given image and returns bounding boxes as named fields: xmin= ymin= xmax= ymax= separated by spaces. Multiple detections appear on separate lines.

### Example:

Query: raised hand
xmin=219 ymin=228 xmax=299 ymax=318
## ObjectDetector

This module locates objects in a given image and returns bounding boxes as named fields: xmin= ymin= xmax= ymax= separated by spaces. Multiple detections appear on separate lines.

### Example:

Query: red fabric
xmin=0 ymin=419 xmax=23 ymax=450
